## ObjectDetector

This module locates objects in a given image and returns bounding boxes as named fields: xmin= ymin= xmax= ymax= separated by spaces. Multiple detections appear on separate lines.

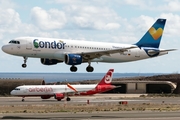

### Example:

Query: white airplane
xmin=1 ymin=18 xmax=176 ymax=72
xmin=11 ymin=69 xmax=116 ymax=101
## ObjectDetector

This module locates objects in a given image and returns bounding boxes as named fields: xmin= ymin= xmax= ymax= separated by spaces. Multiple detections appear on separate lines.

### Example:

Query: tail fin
xmin=135 ymin=18 xmax=166 ymax=48
xmin=97 ymin=69 xmax=114 ymax=86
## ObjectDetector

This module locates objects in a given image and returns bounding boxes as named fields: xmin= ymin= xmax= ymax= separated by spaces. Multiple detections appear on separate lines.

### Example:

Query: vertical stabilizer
xmin=97 ymin=69 xmax=114 ymax=85
xmin=135 ymin=18 xmax=166 ymax=48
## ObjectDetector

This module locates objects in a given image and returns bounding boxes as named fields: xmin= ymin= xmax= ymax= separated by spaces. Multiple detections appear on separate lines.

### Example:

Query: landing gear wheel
xmin=22 ymin=64 xmax=27 ymax=68
xmin=22 ymin=57 xmax=28 ymax=68
xmin=86 ymin=66 xmax=94 ymax=72
xmin=22 ymin=98 xmax=25 ymax=102
xmin=66 ymin=97 xmax=71 ymax=101
xmin=70 ymin=66 xmax=77 ymax=72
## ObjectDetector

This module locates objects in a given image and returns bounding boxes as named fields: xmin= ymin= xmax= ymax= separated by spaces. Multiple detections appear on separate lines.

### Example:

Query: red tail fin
xmin=97 ymin=69 xmax=114 ymax=85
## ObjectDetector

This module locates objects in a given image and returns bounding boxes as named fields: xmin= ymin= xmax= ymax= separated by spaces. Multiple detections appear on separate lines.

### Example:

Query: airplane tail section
xmin=97 ymin=69 xmax=114 ymax=86
xmin=78 ymin=69 xmax=115 ymax=95
xmin=135 ymin=18 xmax=166 ymax=48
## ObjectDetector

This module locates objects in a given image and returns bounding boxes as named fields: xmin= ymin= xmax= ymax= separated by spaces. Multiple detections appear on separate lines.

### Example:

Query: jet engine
xmin=54 ymin=93 xmax=65 ymax=101
xmin=65 ymin=54 xmax=82 ymax=65
xmin=41 ymin=58 xmax=63 ymax=65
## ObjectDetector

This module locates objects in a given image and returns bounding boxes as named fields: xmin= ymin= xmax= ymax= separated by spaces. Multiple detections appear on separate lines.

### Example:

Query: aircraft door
xmin=26 ymin=40 xmax=32 ymax=50
xmin=23 ymin=88 xmax=28 ymax=94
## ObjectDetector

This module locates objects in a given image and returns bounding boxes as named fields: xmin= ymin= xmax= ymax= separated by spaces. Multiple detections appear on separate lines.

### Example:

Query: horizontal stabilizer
xmin=147 ymin=49 xmax=177 ymax=54
xmin=159 ymin=49 xmax=177 ymax=52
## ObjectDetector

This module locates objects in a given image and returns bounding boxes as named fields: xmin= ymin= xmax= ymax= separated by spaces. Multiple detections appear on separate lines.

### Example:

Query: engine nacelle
xmin=41 ymin=58 xmax=62 ymax=65
xmin=41 ymin=95 xmax=51 ymax=99
xmin=65 ymin=54 xmax=82 ymax=65
xmin=54 ymin=93 xmax=64 ymax=101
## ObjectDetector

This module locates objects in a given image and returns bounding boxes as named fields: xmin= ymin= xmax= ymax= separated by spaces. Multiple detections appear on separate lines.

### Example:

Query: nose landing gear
xmin=22 ymin=57 xmax=28 ymax=68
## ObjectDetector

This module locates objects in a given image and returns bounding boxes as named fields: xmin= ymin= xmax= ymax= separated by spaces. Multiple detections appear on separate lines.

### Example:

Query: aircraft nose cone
xmin=10 ymin=90 xmax=14 ymax=95
xmin=1 ymin=45 xmax=12 ymax=54
xmin=2 ymin=45 xmax=8 ymax=53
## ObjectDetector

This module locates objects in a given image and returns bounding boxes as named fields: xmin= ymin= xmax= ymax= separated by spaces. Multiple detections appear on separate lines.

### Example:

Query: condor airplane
xmin=2 ymin=18 xmax=176 ymax=72
xmin=11 ymin=69 xmax=116 ymax=101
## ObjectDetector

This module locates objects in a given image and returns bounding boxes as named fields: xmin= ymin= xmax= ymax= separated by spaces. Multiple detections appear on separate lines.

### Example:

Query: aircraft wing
xmin=67 ymin=83 xmax=78 ymax=93
xmin=77 ymin=46 xmax=137 ymax=61
xmin=54 ymin=84 xmax=84 ymax=96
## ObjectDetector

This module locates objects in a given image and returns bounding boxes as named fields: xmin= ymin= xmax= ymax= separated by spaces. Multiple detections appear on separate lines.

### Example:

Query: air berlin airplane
xmin=11 ymin=69 xmax=116 ymax=101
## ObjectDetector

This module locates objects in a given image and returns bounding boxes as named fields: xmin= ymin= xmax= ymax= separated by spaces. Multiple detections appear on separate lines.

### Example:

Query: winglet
xmin=97 ymin=69 xmax=114 ymax=85
xmin=67 ymin=83 xmax=77 ymax=92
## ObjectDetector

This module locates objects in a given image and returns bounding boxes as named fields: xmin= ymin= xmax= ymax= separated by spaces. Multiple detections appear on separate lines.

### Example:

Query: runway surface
xmin=1 ymin=94 xmax=180 ymax=120
xmin=1 ymin=94 xmax=180 ymax=105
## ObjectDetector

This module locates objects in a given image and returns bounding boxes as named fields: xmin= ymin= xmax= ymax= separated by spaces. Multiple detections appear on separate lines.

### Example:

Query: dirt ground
xmin=1 ymin=102 xmax=180 ymax=113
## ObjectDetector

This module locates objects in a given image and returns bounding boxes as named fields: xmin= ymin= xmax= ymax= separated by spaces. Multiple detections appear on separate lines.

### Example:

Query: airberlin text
xmin=29 ymin=87 xmax=53 ymax=92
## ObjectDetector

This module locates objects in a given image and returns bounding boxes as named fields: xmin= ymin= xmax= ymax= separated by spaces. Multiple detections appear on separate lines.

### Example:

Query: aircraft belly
xmin=54 ymin=52 xmax=65 ymax=60
xmin=91 ymin=51 xmax=149 ymax=63
xmin=18 ymin=48 xmax=59 ymax=59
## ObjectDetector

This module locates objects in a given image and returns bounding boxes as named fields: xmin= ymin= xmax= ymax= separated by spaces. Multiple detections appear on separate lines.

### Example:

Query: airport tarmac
xmin=1 ymin=112 xmax=180 ymax=120
xmin=1 ymin=94 xmax=180 ymax=105
xmin=1 ymin=94 xmax=180 ymax=120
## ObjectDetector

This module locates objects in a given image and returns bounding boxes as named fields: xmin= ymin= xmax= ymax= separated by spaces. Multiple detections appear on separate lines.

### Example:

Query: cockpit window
xmin=14 ymin=88 xmax=20 ymax=90
xmin=9 ymin=40 xmax=20 ymax=44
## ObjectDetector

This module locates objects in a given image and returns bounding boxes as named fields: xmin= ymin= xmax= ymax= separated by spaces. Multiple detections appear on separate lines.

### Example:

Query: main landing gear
xmin=86 ymin=61 xmax=94 ymax=72
xmin=70 ymin=63 xmax=94 ymax=72
xmin=66 ymin=97 xmax=71 ymax=101
xmin=22 ymin=57 xmax=28 ymax=68
xmin=86 ymin=66 xmax=94 ymax=72
xmin=70 ymin=65 xmax=77 ymax=72
xmin=22 ymin=97 xmax=25 ymax=102
xmin=57 ymin=97 xmax=71 ymax=101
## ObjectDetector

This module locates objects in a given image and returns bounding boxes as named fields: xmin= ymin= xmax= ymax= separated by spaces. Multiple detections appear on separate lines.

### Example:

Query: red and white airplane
xmin=11 ymin=69 xmax=116 ymax=101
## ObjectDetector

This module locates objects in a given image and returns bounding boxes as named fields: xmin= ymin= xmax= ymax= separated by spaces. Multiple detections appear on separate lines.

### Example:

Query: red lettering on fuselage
xmin=29 ymin=87 xmax=53 ymax=92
